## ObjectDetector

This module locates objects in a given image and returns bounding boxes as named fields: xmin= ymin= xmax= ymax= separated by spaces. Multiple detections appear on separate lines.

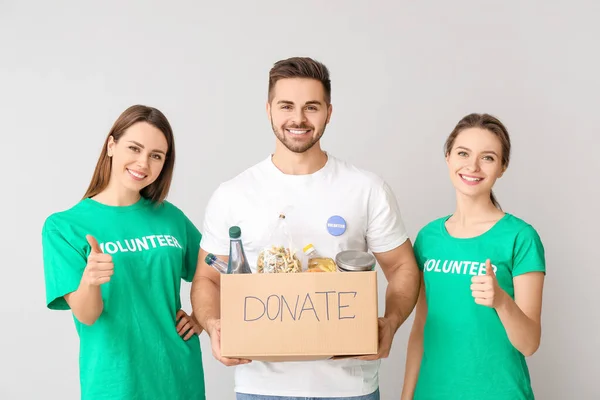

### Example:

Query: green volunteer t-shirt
xmin=42 ymin=197 xmax=205 ymax=400
xmin=413 ymin=213 xmax=545 ymax=400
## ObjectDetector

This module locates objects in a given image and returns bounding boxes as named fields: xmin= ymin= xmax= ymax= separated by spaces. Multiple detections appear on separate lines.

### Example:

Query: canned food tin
xmin=335 ymin=250 xmax=376 ymax=272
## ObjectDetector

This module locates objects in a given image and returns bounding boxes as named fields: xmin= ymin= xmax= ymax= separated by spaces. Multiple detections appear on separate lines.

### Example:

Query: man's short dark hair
xmin=268 ymin=57 xmax=331 ymax=104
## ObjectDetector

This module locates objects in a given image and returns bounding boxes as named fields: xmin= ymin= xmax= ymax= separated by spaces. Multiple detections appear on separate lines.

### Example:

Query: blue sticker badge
xmin=327 ymin=215 xmax=347 ymax=236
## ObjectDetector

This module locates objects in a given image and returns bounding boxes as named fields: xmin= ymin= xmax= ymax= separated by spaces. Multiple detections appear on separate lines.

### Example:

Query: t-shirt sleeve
xmin=512 ymin=225 xmax=546 ymax=277
xmin=199 ymin=185 xmax=231 ymax=256
xmin=42 ymin=223 xmax=87 ymax=310
xmin=366 ymin=180 xmax=409 ymax=253
xmin=182 ymin=215 xmax=202 ymax=282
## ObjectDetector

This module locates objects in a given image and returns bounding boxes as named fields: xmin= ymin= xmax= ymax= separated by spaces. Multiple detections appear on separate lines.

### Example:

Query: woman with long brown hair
xmin=42 ymin=105 xmax=206 ymax=399
xmin=401 ymin=113 xmax=546 ymax=400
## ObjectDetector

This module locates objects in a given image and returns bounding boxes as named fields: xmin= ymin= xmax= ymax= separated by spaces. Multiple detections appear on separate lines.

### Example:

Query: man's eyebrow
xmin=276 ymin=100 xmax=323 ymax=106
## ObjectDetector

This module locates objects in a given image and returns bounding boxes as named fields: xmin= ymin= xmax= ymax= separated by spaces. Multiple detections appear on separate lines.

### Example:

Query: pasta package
xmin=257 ymin=213 xmax=302 ymax=273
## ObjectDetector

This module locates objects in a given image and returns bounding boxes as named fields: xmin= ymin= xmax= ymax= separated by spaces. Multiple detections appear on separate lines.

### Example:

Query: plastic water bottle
xmin=205 ymin=253 xmax=228 ymax=274
xmin=227 ymin=226 xmax=252 ymax=274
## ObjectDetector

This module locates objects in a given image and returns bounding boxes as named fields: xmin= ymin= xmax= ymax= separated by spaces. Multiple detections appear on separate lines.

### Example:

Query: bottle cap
xmin=205 ymin=253 xmax=216 ymax=264
xmin=303 ymin=244 xmax=315 ymax=253
xmin=229 ymin=226 xmax=241 ymax=239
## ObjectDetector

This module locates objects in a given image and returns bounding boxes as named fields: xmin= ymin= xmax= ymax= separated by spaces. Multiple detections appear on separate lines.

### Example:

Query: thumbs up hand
xmin=82 ymin=235 xmax=114 ymax=286
xmin=470 ymin=259 xmax=506 ymax=309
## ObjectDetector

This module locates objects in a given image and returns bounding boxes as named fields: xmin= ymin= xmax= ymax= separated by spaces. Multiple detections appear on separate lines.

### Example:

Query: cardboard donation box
xmin=220 ymin=271 xmax=379 ymax=361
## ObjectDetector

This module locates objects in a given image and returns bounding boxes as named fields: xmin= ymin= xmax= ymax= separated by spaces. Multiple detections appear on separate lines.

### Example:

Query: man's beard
xmin=271 ymin=119 xmax=326 ymax=154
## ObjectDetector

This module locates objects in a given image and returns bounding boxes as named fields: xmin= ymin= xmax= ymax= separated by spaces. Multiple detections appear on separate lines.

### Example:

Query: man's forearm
xmin=384 ymin=268 xmax=420 ymax=331
xmin=191 ymin=276 xmax=221 ymax=330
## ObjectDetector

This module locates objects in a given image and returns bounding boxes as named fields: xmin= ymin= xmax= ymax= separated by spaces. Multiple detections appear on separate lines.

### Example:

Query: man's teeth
xmin=128 ymin=169 xmax=146 ymax=179
xmin=288 ymin=129 xmax=309 ymax=135
xmin=461 ymin=175 xmax=481 ymax=182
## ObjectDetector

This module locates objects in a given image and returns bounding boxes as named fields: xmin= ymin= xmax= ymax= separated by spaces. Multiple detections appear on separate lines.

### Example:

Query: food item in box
xmin=303 ymin=244 xmax=337 ymax=272
xmin=257 ymin=212 xmax=302 ymax=273
xmin=257 ymin=245 xmax=302 ymax=273
xmin=335 ymin=250 xmax=376 ymax=272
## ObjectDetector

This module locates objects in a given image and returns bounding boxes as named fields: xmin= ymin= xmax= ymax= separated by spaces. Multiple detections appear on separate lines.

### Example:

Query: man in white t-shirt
xmin=191 ymin=57 xmax=420 ymax=400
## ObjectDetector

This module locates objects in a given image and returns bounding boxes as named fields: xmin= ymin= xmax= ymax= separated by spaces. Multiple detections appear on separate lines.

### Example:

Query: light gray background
xmin=1 ymin=1 xmax=598 ymax=399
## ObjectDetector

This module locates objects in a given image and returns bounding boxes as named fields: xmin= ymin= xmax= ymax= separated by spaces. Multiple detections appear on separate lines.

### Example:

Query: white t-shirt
xmin=200 ymin=153 xmax=409 ymax=397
